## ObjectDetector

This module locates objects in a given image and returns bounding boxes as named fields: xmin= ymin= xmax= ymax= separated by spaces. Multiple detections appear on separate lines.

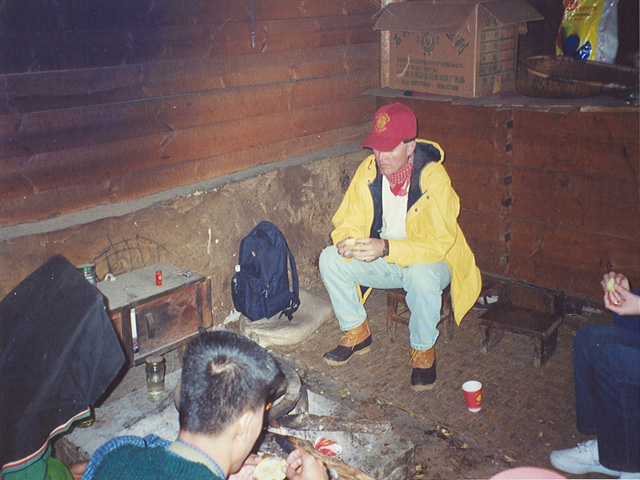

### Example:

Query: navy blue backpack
xmin=231 ymin=221 xmax=300 ymax=321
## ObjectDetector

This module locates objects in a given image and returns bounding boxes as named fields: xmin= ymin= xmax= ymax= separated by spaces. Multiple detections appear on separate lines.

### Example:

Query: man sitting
xmin=319 ymin=102 xmax=481 ymax=391
xmin=81 ymin=330 xmax=327 ymax=480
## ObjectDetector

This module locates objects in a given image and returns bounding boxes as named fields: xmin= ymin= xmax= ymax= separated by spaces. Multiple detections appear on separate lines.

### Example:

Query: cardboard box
xmin=374 ymin=0 xmax=543 ymax=97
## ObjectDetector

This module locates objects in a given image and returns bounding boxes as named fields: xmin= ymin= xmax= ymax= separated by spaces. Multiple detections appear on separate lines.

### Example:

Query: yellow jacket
xmin=331 ymin=140 xmax=481 ymax=324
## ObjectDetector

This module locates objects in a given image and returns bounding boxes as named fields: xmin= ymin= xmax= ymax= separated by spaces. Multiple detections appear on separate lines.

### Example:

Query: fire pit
xmin=58 ymin=351 xmax=414 ymax=479
xmin=176 ymin=353 xmax=413 ymax=479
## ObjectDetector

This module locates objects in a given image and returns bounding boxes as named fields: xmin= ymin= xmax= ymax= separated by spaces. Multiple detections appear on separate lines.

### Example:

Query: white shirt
xmin=380 ymin=176 xmax=408 ymax=240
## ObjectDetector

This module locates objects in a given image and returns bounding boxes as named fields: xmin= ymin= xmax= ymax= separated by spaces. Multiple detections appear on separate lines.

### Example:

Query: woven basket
xmin=516 ymin=55 xmax=638 ymax=100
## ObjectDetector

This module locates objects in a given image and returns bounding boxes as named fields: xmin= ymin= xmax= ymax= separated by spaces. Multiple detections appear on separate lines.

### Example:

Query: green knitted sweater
xmin=91 ymin=444 xmax=224 ymax=480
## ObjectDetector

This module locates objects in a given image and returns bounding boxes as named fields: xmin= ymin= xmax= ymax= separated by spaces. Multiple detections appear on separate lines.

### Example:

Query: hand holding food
xmin=347 ymin=237 xmax=386 ymax=263
xmin=338 ymin=237 xmax=385 ymax=262
xmin=601 ymin=271 xmax=640 ymax=316
xmin=602 ymin=271 xmax=629 ymax=306
xmin=602 ymin=271 xmax=630 ymax=294
xmin=337 ymin=237 xmax=361 ymax=258
xmin=253 ymin=456 xmax=287 ymax=480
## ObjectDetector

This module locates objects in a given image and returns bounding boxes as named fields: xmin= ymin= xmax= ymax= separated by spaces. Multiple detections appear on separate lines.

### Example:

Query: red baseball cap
xmin=362 ymin=103 xmax=417 ymax=152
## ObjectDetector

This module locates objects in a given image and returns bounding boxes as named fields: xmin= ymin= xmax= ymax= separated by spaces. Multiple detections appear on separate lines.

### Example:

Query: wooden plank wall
xmin=380 ymin=98 xmax=639 ymax=302
xmin=0 ymin=0 xmax=381 ymax=226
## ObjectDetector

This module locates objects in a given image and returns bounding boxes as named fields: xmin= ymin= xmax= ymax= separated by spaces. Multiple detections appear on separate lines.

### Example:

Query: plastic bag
xmin=556 ymin=0 xmax=619 ymax=63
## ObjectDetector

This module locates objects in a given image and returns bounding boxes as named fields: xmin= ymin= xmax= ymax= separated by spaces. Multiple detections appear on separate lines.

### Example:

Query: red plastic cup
xmin=462 ymin=380 xmax=482 ymax=412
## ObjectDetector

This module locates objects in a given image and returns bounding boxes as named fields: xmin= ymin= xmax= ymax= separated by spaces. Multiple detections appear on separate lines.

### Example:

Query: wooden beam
xmin=209 ymin=15 xmax=378 ymax=56
xmin=19 ymin=96 xmax=372 ymax=190
xmin=4 ymin=43 xmax=379 ymax=113
xmin=0 ymin=123 xmax=371 ymax=225
xmin=147 ymin=0 xmax=380 ymax=24
xmin=1 ymin=14 xmax=378 ymax=75
xmin=2 ymin=70 xmax=377 ymax=164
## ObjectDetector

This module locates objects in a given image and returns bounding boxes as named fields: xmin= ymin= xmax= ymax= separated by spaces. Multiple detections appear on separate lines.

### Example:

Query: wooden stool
xmin=386 ymin=287 xmax=454 ymax=342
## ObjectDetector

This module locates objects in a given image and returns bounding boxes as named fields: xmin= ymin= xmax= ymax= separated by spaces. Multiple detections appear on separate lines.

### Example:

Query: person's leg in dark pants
xmin=573 ymin=325 xmax=640 ymax=473
xmin=562 ymin=325 xmax=640 ymax=476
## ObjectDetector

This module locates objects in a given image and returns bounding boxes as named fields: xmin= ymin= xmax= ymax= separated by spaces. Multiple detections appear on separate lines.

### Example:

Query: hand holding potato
xmin=336 ymin=237 xmax=359 ymax=258
xmin=601 ymin=271 xmax=640 ymax=316
xmin=337 ymin=237 xmax=386 ymax=262
xmin=348 ymin=237 xmax=385 ymax=262
xmin=601 ymin=272 xmax=630 ymax=306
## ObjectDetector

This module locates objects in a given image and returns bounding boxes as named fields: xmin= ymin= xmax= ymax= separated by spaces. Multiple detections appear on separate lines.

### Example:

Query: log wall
xmin=379 ymin=97 xmax=639 ymax=302
xmin=0 ymin=0 xmax=381 ymax=226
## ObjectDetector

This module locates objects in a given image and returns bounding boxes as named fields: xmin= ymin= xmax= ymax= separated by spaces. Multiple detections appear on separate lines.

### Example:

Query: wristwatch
xmin=382 ymin=239 xmax=389 ymax=257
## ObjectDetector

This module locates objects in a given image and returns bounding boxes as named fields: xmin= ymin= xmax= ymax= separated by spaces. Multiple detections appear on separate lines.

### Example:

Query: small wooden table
xmin=97 ymin=263 xmax=212 ymax=366
xmin=479 ymin=303 xmax=562 ymax=368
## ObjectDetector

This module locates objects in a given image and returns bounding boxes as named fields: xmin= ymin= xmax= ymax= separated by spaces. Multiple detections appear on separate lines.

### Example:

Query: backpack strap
xmin=280 ymin=242 xmax=300 ymax=321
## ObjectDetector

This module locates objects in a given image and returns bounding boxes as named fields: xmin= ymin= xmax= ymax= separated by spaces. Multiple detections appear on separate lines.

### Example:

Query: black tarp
xmin=0 ymin=254 xmax=125 ymax=474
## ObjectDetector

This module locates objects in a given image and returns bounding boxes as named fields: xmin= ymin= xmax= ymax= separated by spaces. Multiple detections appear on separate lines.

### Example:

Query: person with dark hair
xmin=80 ymin=330 xmax=328 ymax=480
xmin=550 ymin=272 xmax=640 ymax=479
xmin=319 ymin=102 xmax=481 ymax=391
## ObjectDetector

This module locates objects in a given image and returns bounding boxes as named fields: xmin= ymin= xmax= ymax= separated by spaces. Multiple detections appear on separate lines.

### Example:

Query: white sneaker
xmin=619 ymin=472 xmax=640 ymax=479
xmin=550 ymin=439 xmax=621 ymax=476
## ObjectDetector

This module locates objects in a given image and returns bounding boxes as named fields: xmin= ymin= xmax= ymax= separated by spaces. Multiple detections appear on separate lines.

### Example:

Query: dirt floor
xmin=265 ymin=283 xmax=616 ymax=480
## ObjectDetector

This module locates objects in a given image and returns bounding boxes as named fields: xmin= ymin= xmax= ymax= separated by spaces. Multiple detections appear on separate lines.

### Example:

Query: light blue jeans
xmin=319 ymin=245 xmax=451 ymax=350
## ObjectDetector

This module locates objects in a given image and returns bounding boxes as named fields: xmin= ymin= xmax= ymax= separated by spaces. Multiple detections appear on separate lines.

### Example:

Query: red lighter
xmin=155 ymin=270 xmax=162 ymax=286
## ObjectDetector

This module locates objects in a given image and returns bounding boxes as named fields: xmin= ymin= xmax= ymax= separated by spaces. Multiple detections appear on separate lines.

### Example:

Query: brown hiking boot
xmin=323 ymin=319 xmax=372 ymax=366
xmin=410 ymin=347 xmax=436 ymax=391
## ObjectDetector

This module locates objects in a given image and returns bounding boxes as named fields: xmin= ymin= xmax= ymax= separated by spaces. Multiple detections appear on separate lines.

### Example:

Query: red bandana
xmin=386 ymin=158 xmax=413 ymax=196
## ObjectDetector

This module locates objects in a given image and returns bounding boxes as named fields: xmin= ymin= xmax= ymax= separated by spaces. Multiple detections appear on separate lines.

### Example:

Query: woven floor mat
xmin=272 ymin=286 xmax=591 ymax=469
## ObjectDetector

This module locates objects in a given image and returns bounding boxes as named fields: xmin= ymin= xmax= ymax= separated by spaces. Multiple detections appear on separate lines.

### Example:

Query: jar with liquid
xmin=145 ymin=355 xmax=166 ymax=401
xmin=77 ymin=263 xmax=97 ymax=286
